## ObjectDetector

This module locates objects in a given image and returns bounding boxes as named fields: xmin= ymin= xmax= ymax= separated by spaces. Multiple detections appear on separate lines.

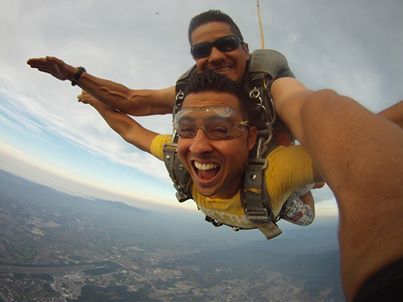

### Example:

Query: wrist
xmin=71 ymin=67 xmax=86 ymax=86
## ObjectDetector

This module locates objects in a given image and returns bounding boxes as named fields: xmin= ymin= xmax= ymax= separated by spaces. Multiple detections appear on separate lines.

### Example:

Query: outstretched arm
xmin=271 ymin=77 xmax=403 ymax=301
xmin=78 ymin=91 xmax=158 ymax=153
xmin=27 ymin=56 xmax=175 ymax=116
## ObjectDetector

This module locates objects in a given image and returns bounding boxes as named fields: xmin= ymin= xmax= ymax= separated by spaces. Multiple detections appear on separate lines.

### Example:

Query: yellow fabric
xmin=150 ymin=134 xmax=172 ymax=160
xmin=150 ymin=134 xmax=314 ymax=229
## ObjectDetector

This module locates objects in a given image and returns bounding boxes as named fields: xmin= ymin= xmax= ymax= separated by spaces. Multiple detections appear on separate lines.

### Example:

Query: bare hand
xmin=27 ymin=56 xmax=76 ymax=81
xmin=77 ymin=91 xmax=98 ymax=105
xmin=77 ymin=91 xmax=110 ymax=110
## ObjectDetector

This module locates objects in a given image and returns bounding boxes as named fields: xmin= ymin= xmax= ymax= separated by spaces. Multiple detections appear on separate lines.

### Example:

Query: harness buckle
xmin=244 ymin=208 xmax=270 ymax=224
xmin=205 ymin=216 xmax=223 ymax=227
xmin=175 ymin=190 xmax=189 ymax=203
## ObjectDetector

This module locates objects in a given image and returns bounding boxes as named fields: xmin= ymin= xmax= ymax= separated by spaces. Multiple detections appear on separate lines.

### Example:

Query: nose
xmin=208 ymin=46 xmax=226 ymax=64
xmin=188 ymin=128 xmax=214 ymax=154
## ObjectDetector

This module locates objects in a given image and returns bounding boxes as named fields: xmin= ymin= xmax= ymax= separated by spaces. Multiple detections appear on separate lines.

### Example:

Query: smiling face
xmin=177 ymin=91 xmax=256 ymax=198
xmin=190 ymin=22 xmax=250 ymax=83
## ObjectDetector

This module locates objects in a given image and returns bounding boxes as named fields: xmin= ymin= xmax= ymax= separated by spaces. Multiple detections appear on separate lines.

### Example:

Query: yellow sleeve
xmin=266 ymin=145 xmax=314 ymax=216
xmin=149 ymin=134 xmax=172 ymax=160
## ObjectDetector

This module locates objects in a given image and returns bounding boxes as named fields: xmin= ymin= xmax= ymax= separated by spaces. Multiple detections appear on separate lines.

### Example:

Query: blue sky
xmin=1 ymin=0 xmax=402 ymax=215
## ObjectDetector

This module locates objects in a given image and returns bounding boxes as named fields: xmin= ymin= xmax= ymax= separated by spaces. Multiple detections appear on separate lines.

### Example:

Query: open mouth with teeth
xmin=192 ymin=160 xmax=220 ymax=181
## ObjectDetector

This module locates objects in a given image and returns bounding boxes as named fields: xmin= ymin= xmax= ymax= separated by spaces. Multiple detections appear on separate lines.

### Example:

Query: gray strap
xmin=242 ymin=159 xmax=269 ymax=222
xmin=242 ymin=159 xmax=282 ymax=239
xmin=162 ymin=143 xmax=191 ymax=202
xmin=256 ymin=222 xmax=282 ymax=239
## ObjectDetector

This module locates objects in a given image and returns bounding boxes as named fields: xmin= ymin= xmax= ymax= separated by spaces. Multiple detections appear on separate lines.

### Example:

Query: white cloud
xmin=311 ymin=185 xmax=338 ymax=218
xmin=315 ymin=198 xmax=339 ymax=218
xmin=1 ymin=0 xmax=402 ymax=209
xmin=0 ymin=142 xmax=187 ymax=211
xmin=0 ymin=77 xmax=172 ymax=183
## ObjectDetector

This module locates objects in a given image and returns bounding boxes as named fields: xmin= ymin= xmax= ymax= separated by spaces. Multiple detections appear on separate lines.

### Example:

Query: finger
xmin=45 ymin=56 xmax=64 ymax=65
xmin=27 ymin=59 xmax=54 ymax=69
xmin=36 ymin=66 xmax=53 ymax=73
xmin=27 ymin=57 xmax=46 ymax=64
xmin=29 ymin=63 xmax=51 ymax=70
xmin=27 ymin=59 xmax=47 ymax=68
xmin=77 ymin=94 xmax=92 ymax=104
xmin=77 ymin=95 xmax=88 ymax=103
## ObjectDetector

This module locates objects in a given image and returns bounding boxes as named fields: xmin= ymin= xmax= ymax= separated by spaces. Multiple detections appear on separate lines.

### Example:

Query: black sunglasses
xmin=191 ymin=35 xmax=242 ymax=59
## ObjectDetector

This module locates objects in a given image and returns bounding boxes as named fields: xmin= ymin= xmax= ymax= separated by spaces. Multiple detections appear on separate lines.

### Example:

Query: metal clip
xmin=175 ymin=90 xmax=185 ymax=102
xmin=175 ymin=190 xmax=189 ymax=203
xmin=249 ymin=87 xmax=263 ymax=108
xmin=256 ymin=134 xmax=272 ymax=159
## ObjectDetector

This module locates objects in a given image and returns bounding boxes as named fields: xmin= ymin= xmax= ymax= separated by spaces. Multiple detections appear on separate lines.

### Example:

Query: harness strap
xmin=162 ymin=143 xmax=192 ymax=202
xmin=255 ymin=221 xmax=282 ymax=239
xmin=205 ymin=215 xmax=260 ymax=232
xmin=176 ymin=65 xmax=197 ymax=87
xmin=238 ymin=49 xmax=295 ymax=239
xmin=242 ymin=158 xmax=282 ymax=239
xmin=175 ymin=65 xmax=197 ymax=105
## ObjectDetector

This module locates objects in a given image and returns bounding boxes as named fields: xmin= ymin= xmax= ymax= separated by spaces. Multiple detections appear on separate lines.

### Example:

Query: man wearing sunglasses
xmin=77 ymin=71 xmax=321 ymax=233
xmin=27 ymin=10 xmax=323 ymax=228
xmin=25 ymin=11 xmax=292 ymax=115
xmin=28 ymin=9 xmax=403 ymax=301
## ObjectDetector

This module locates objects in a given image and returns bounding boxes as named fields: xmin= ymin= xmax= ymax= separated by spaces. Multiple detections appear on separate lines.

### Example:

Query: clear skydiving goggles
xmin=173 ymin=105 xmax=250 ymax=140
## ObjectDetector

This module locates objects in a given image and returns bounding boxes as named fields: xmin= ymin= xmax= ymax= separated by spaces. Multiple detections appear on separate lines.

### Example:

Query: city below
xmin=0 ymin=170 xmax=343 ymax=301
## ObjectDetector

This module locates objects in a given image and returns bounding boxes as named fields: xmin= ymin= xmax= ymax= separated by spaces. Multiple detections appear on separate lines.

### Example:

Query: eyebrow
xmin=177 ymin=116 xmax=195 ymax=123
xmin=204 ymin=115 xmax=232 ymax=124
xmin=180 ymin=115 xmax=231 ymax=124
xmin=177 ymin=111 xmax=240 ymax=125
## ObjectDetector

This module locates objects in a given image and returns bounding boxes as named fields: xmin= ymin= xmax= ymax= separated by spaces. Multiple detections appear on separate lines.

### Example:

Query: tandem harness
xmin=163 ymin=49 xmax=295 ymax=240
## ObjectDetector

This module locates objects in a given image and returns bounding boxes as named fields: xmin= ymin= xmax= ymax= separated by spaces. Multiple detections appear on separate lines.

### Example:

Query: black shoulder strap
xmin=175 ymin=65 xmax=197 ymax=96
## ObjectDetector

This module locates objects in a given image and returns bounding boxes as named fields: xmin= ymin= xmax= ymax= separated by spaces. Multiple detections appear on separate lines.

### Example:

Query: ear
xmin=247 ymin=126 xmax=257 ymax=151
xmin=241 ymin=42 xmax=250 ymax=59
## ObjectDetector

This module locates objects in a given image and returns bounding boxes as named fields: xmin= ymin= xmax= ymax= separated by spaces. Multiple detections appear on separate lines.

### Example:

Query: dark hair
xmin=184 ymin=71 xmax=254 ymax=122
xmin=188 ymin=10 xmax=244 ymax=44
